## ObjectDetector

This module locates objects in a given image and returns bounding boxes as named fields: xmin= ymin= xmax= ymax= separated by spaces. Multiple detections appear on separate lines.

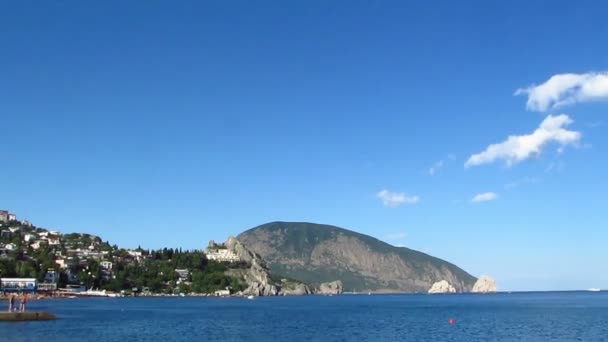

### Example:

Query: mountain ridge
xmin=237 ymin=221 xmax=477 ymax=293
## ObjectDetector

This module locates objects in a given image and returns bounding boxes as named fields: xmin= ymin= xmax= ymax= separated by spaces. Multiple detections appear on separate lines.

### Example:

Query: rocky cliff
xmin=225 ymin=236 xmax=280 ymax=296
xmin=471 ymin=275 xmax=497 ymax=293
xmin=429 ymin=280 xmax=456 ymax=294
xmin=237 ymin=222 xmax=477 ymax=293
xmin=317 ymin=280 xmax=343 ymax=295
xmin=428 ymin=280 xmax=456 ymax=294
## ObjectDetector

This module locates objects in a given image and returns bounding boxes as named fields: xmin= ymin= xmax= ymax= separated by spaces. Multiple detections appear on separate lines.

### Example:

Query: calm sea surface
xmin=1 ymin=292 xmax=607 ymax=341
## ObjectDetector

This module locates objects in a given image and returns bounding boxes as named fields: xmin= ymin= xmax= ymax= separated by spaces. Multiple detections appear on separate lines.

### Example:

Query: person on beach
xmin=19 ymin=293 xmax=27 ymax=312
xmin=8 ymin=294 xmax=16 ymax=312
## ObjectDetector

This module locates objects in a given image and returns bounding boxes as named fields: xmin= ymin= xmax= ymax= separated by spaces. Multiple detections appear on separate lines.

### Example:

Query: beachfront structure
xmin=204 ymin=249 xmax=240 ymax=263
xmin=214 ymin=289 xmax=230 ymax=296
xmin=38 ymin=282 xmax=58 ymax=292
xmin=1 ymin=278 xmax=37 ymax=293
xmin=44 ymin=269 xmax=60 ymax=283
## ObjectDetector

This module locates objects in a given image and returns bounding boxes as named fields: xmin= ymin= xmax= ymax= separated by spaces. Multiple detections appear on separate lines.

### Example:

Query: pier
xmin=0 ymin=312 xmax=57 ymax=321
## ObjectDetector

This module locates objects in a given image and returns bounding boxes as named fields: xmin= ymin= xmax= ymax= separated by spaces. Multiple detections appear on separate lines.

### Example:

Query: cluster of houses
xmin=0 ymin=210 xmax=149 ymax=293
xmin=1 ymin=211 xmax=243 ymax=295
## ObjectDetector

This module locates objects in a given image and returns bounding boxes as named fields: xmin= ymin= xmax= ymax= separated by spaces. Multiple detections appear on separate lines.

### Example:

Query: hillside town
xmin=0 ymin=210 xmax=245 ymax=297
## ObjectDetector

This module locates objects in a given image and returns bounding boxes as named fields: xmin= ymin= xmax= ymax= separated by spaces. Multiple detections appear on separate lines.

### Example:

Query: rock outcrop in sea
xmin=317 ymin=280 xmax=343 ymax=295
xmin=471 ymin=275 xmax=497 ymax=293
xmin=428 ymin=280 xmax=456 ymax=294
xmin=279 ymin=282 xmax=313 ymax=296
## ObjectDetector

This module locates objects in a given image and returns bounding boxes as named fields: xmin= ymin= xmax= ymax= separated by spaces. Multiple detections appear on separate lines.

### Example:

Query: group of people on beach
xmin=6 ymin=293 xmax=27 ymax=312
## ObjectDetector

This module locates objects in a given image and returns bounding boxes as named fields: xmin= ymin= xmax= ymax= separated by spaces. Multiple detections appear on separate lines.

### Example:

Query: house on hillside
xmin=55 ymin=258 xmax=67 ymax=269
xmin=7 ymin=213 xmax=16 ymax=221
xmin=24 ymin=233 xmax=37 ymax=242
xmin=4 ymin=243 xmax=17 ymax=251
xmin=0 ymin=210 xmax=8 ymax=223
xmin=100 ymin=261 xmax=113 ymax=270
xmin=175 ymin=269 xmax=190 ymax=283
xmin=127 ymin=250 xmax=144 ymax=263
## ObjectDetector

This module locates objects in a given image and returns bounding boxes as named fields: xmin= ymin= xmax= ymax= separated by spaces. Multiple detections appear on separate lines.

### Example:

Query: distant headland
xmin=1 ymin=210 xmax=496 ymax=297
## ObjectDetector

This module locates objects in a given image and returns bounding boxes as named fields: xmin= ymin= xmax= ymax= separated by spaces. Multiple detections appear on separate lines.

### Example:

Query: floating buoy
xmin=448 ymin=318 xmax=456 ymax=325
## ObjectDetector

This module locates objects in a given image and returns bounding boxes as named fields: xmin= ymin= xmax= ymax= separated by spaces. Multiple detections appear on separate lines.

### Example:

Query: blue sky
xmin=1 ymin=1 xmax=607 ymax=291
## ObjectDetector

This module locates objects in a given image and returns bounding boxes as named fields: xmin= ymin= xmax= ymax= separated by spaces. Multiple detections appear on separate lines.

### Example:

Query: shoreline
xmin=1 ymin=289 xmax=603 ymax=302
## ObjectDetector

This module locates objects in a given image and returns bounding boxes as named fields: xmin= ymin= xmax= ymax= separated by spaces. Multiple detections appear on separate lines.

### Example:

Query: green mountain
xmin=237 ymin=222 xmax=477 ymax=293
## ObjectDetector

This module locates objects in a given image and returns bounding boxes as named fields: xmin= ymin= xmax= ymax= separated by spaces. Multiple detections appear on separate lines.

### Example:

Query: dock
xmin=0 ymin=312 xmax=57 ymax=321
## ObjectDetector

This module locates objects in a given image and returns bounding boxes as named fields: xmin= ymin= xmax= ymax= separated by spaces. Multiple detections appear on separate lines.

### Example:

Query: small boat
xmin=247 ymin=295 xmax=255 ymax=300
xmin=588 ymin=288 xmax=601 ymax=292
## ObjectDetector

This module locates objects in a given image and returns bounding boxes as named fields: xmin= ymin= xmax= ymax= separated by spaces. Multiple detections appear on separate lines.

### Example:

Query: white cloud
xmin=428 ymin=160 xmax=444 ymax=175
xmin=515 ymin=72 xmax=608 ymax=111
xmin=471 ymin=192 xmax=498 ymax=203
xmin=376 ymin=189 xmax=419 ymax=207
xmin=465 ymin=114 xmax=581 ymax=167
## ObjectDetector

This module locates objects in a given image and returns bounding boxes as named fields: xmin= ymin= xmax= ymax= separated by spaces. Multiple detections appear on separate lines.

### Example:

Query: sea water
xmin=1 ymin=292 xmax=607 ymax=341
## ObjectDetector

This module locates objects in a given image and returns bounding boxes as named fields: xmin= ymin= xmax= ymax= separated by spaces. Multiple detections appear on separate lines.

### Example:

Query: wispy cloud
xmin=428 ymin=154 xmax=456 ymax=176
xmin=428 ymin=160 xmax=444 ymax=176
xmin=376 ymin=189 xmax=419 ymax=207
xmin=515 ymin=72 xmax=608 ymax=111
xmin=465 ymin=114 xmax=581 ymax=167
xmin=471 ymin=192 xmax=498 ymax=203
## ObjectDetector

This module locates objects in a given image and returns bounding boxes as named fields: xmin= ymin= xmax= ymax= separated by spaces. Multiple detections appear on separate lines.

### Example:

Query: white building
xmin=214 ymin=289 xmax=230 ymax=296
xmin=204 ymin=249 xmax=240 ymax=263
xmin=5 ymin=243 xmax=17 ymax=251
xmin=55 ymin=258 xmax=67 ymax=269
xmin=100 ymin=261 xmax=113 ymax=270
